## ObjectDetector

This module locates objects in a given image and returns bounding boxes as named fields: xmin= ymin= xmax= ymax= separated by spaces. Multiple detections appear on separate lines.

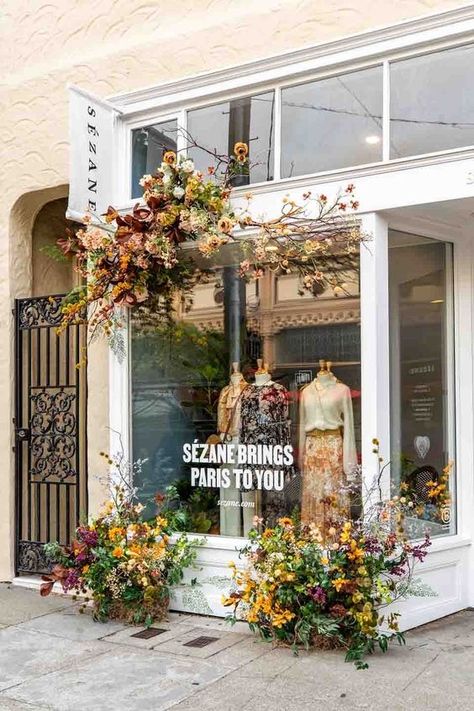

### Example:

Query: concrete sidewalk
xmin=0 ymin=583 xmax=473 ymax=711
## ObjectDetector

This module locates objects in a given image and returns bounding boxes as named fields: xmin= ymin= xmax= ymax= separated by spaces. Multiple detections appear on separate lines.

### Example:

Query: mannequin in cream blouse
xmin=299 ymin=360 xmax=357 ymax=526
xmin=217 ymin=362 xmax=255 ymax=536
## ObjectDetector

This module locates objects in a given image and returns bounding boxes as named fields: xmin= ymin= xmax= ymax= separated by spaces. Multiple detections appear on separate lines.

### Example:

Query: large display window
xmin=131 ymin=250 xmax=361 ymax=537
xmin=388 ymin=231 xmax=455 ymax=537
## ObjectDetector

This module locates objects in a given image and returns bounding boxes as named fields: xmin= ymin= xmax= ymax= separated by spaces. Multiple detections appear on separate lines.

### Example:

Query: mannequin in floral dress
xmin=299 ymin=360 xmax=357 ymax=527
xmin=240 ymin=360 xmax=292 ymax=523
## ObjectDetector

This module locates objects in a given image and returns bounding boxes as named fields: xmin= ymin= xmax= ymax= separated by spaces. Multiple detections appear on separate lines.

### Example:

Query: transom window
xmin=130 ymin=41 xmax=474 ymax=197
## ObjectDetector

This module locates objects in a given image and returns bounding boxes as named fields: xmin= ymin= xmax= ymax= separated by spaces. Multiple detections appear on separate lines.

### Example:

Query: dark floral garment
xmin=240 ymin=383 xmax=291 ymax=446
xmin=239 ymin=383 xmax=294 ymax=517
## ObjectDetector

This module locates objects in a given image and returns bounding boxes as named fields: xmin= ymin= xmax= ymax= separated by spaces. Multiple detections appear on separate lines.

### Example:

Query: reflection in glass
xmin=390 ymin=44 xmax=474 ymax=158
xmin=187 ymin=92 xmax=275 ymax=183
xmin=389 ymin=231 xmax=454 ymax=537
xmin=281 ymin=66 xmax=383 ymax=178
xmin=131 ymin=252 xmax=361 ymax=537
xmin=131 ymin=119 xmax=178 ymax=198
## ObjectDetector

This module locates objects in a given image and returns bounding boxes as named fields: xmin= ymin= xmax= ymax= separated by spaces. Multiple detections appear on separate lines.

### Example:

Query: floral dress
xmin=240 ymin=382 xmax=291 ymax=448
xmin=239 ymin=383 xmax=293 ymax=523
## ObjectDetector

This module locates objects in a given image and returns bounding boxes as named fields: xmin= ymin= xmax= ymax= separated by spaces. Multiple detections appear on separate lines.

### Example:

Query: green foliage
xmin=39 ymin=244 xmax=70 ymax=263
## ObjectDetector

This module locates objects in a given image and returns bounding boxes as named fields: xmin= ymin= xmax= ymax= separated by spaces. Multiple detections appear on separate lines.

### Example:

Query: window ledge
xmin=427 ymin=534 xmax=471 ymax=554
xmin=172 ymin=532 xmax=472 ymax=554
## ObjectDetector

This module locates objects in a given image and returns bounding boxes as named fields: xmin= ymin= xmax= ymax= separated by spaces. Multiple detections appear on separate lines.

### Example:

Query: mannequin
xmin=217 ymin=361 xmax=247 ymax=440
xmin=254 ymin=359 xmax=273 ymax=386
xmin=240 ymin=360 xmax=292 ymax=524
xmin=299 ymin=360 xmax=357 ymax=527
xmin=217 ymin=362 xmax=249 ymax=536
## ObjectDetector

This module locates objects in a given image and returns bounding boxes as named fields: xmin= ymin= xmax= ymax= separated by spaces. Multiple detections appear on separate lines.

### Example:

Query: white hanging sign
xmin=67 ymin=85 xmax=122 ymax=222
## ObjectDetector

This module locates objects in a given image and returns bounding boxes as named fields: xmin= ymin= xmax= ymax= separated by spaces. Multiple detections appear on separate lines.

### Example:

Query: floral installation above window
xmin=53 ymin=139 xmax=365 ymax=346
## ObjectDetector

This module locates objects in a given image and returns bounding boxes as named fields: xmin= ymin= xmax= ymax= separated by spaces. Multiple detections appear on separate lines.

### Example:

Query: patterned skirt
xmin=301 ymin=430 xmax=350 ymax=527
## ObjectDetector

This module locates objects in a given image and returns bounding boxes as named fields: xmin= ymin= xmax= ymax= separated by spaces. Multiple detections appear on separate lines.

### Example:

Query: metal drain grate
xmin=131 ymin=628 xmax=167 ymax=640
xmin=183 ymin=635 xmax=219 ymax=648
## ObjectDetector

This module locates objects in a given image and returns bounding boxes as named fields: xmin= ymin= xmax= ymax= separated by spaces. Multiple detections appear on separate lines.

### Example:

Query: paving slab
xmin=0 ymin=585 xmax=73 ymax=626
xmin=171 ymin=673 xmax=271 ymax=710
xmin=202 ymin=635 xmax=272 ymax=668
xmin=15 ymin=609 xmax=128 ymax=642
xmin=0 ymin=697 xmax=47 ymax=710
xmin=176 ymin=613 xmax=251 ymax=636
xmin=151 ymin=625 xmax=248 ymax=659
xmin=3 ymin=647 xmax=230 ymax=711
xmin=405 ymin=609 xmax=474 ymax=649
xmin=0 ymin=626 xmax=110 ymax=693
xmin=105 ymin=621 xmax=186 ymax=650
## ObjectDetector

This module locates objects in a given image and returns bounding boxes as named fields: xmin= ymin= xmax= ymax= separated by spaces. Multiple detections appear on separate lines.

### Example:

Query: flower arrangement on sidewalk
xmin=223 ymin=444 xmax=433 ymax=669
xmin=54 ymin=138 xmax=365 ymax=342
xmin=40 ymin=454 xmax=198 ymax=624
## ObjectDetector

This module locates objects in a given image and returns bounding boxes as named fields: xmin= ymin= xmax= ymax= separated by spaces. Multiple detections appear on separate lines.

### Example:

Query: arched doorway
xmin=14 ymin=196 xmax=88 ymax=575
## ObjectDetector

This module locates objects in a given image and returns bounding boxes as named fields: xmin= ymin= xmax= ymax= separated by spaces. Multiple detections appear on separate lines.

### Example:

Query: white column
xmin=360 ymin=213 xmax=391 ymax=501
xmin=108 ymin=313 xmax=131 ymax=468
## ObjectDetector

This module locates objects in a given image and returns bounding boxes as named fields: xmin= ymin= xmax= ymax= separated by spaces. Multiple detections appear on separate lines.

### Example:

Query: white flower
xmin=181 ymin=159 xmax=195 ymax=173
xmin=139 ymin=174 xmax=152 ymax=187
xmin=173 ymin=186 xmax=185 ymax=199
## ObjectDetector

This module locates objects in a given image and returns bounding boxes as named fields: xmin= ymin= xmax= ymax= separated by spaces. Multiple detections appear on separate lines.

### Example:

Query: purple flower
xmin=364 ymin=536 xmax=382 ymax=554
xmin=77 ymin=527 xmax=98 ymax=547
xmin=309 ymin=586 xmax=327 ymax=605
xmin=63 ymin=569 xmax=80 ymax=592
xmin=411 ymin=535 xmax=431 ymax=562
xmin=390 ymin=562 xmax=408 ymax=577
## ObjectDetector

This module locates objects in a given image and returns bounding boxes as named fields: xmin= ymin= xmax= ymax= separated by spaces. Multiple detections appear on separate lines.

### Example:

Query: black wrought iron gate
xmin=14 ymin=295 xmax=88 ymax=574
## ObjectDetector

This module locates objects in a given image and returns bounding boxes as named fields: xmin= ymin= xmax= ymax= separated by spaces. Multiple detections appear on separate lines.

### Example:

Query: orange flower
xmin=112 ymin=546 xmax=123 ymax=558
xmin=217 ymin=216 xmax=234 ymax=234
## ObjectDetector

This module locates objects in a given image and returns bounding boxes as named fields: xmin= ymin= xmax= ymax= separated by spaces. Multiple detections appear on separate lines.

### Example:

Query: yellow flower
xmin=233 ymin=141 xmax=248 ymax=157
xmin=347 ymin=540 xmax=364 ymax=561
xmin=112 ymin=546 xmax=123 ymax=558
xmin=271 ymin=609 xmax=295 ymax=628
xmin=332 ymin=577 xmax=349 ymax=592
xmin=82 ymin=565 xmax=90 ymax=574
xmin=320 ymin=557 xmax=329 ymax=566
xmin=163 ymin=150 xmax=176 ymax=165
xmin=108 ymin=527 xmax=124 ymax=541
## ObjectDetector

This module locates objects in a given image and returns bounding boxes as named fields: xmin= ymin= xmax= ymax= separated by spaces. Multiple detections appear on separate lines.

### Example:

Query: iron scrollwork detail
xmin=17 ymin=541 xmax=51 ymax=574
xmin=18 ymin=295 xmax=65 ymax=329
xmin=30 ymin=387 xmax=77 ymax=482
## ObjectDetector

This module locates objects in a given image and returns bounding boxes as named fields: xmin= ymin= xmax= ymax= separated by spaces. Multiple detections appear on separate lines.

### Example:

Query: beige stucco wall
xmin=0 ymin=0 xmax=467 ymax=579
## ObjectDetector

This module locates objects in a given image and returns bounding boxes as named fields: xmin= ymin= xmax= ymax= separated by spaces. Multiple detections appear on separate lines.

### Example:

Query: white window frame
xmin=112 ymin=9 xmax=474 ymax=208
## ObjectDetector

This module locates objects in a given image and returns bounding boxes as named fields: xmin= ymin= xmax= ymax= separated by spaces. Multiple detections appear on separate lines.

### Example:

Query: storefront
xmin=10 ymin=6 xmax=474 ymax=629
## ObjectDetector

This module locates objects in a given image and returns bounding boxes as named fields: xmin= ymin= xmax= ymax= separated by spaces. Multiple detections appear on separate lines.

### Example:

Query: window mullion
xmin=177 ymin=109 xmax=188 ymax=157
xmin=382 ymin=60 xmax=390 ymax=162
xmin=273 ymin=86 xmax=282 ymax=182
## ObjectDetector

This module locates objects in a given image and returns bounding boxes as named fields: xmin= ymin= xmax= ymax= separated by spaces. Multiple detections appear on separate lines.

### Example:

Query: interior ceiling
xmin=384 ymin=197 xmax=474 ymax=231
